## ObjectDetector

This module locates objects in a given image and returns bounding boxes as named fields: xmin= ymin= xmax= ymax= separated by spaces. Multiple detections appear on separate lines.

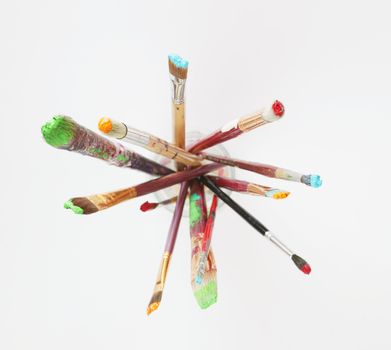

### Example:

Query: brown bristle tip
xmin=67 ymin=197 xmax=99 ymax=214
xmin=168 ymin=54 xmax=188 ymax=79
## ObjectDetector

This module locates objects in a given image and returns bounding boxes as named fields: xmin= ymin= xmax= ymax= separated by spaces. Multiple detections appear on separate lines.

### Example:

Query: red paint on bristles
xmin=272 ymin=100 xmax=285 ymax=117
xmin=301 ymin=263 xmax=311 ymax=275
xmin=140 ymin=201 xmax=158 ymax=212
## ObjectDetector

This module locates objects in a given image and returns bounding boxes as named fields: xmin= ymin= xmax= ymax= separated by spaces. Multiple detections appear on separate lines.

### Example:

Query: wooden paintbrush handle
xmin=172 ymin=102 xmax=186 ymax=171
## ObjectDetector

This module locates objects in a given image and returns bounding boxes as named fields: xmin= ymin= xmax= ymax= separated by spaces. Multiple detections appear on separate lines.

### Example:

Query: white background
xmin=1 ymin=1 xmax=390 ymax=349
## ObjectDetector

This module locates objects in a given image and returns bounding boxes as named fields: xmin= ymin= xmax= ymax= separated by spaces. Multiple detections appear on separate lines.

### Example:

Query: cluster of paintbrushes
xmin=41 ymin=54 xmax=322 ymax=314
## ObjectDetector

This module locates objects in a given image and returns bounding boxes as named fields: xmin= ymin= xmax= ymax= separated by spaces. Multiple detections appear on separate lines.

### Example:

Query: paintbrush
xmin=64 ymin=162 xmax=224 ymax=215
xmin=139 ymin=175 xmax=289 ymax=212
xmin=187 ymin=100 xmax=285 ymax=154
xmin=98 ymin=117 xmax=202 ymax=167
xmin=147 ymin=182 xmax=189 ymax=315
xmin=189 ymin=180 xmax=217 ymax=309
xmin=199 ymin=176 xmax=311 ymax=274
xmin=41 ymin=116 xmax=173 ymax=176
xmin=201 ymin=153 xmax=322 ymax=188
xmin=210 ymin=175 xmax=290 ymax=198
xmin=196 ymin=194 xmax=218 ymax=285
xmin=169 ymin=54 xmax=188 ymax=170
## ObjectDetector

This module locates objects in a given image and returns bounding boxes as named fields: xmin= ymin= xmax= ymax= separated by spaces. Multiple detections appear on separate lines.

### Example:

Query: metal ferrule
xmin=123 ymin=126 xmax=150 ymax=147
xmin=264 ymin=231 xmax=293 ymax=256
xmin=170 ymin=74 xmax=186 ymax=104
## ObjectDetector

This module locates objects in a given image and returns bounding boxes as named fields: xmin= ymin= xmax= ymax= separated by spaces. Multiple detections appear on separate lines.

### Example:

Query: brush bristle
xmin=291 ymin=254 xmax=312 ymax=275
xmin=146 ymin=291 xmax=162 ymax=315
xmin=265 ymin=189 xmax=290 ymax=199
xmin=98 ymin=117 xmax=127 ymax=139
xmin=140 ymin=201 xmax=158 ymax=212
xmin=41 ymin=115 xmax=76 ymax=148
xmin=301 ymin=174 xmax=322 ymax=188
xmin=194 ymin=277 xmax=217 ymax=309
xmin=168 ymin=54 xmax=188 ymax=79
xmin=64 ymin=198 xmax=99 ymax=214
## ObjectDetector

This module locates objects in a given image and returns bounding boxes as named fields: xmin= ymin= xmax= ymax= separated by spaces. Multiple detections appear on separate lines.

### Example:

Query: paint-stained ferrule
xmin=170 ymin=74 xmax=186 ymax=104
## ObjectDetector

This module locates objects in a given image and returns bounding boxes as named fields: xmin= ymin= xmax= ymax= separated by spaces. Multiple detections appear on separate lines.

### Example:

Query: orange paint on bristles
xmin=272 ymin=191 xmax=290 ymax=199
xmin=146 ymin=302 xmax=160 ymax=315
xmin=98 ymin=117 xmax=113 ymax=133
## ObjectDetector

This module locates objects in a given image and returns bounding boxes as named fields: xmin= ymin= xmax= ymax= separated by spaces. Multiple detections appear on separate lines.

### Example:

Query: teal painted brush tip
xmin=168 ymin=54 xmax=189 ymax=68
xmin=194 ymin=280 xmax=217 ymax=309
xmin=310 ymin=175 xmax=322 ymax=188
xmin=64 ymin=200 xmax=84 ymax=214
xmin=195 ymin=275 xmax=202 ymax=285
xmin=41 ymin=115 xmax=75 ymax=148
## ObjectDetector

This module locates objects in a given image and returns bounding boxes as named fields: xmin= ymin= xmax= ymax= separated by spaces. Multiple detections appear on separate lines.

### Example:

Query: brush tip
xmin=168 ymin=54 xmax=188 ymax=79
xmin=310 ymin=175 xmax=322 ymax=188
xmin=140 ymin=201 xmax=158 ymax=212
xmin=64 ymin=200 xmax=84 ymax=214
xmin=272 ymin=100 xmax=285 ymax=117
xmin=98 ymin=117 xmax=113 ymax=134
xmin=291 ymin=254 xmax=311 ymax=275
xmin=265 ymin=189 xmax=290 ymax=199
xmin=146 ymin=302 xmax=160 ymax=315
xmin=41 ymin=115 xmax=75 ymax=148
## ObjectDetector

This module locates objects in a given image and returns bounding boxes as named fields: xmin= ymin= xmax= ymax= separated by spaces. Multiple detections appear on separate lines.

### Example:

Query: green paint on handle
xmin=194 ymin=280 xmax=217 ymax=309
xmin=64 ymin=200 xmax=84 ymax=214
xmin=41 ymin=116 xmax=75 ymax=147
xmin=189 ymin=193 xmax=202 ymax=227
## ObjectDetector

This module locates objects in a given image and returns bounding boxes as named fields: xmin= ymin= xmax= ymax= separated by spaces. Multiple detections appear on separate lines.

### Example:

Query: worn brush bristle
xmin=41 ymin=115 xmax=76 ymax=148
xmin=168 ymin=54 xmax=188 ymax=79
xmin=140 ymin=201 xmax=159 ymax=212
xmin=98 ymin=117 xmax=127 ymax=139
xmin=291 ymin=254 xmax=312 ymax=274
xmin=64 ymin=198 xmax=99 ymax=215
xmin=193 ymin=269 xmax=217 ymax=309
xmin=265 ymin=189 xmax=290 ymax=199
xmin=146 ymin=291 xmax=162 ymax=315
xmin=301 ymin=174 xmax=322 ymax=188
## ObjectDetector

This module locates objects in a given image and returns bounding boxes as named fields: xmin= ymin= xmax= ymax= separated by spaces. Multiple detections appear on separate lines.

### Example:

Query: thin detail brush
xmin=140 ymin=197 xmax=178 ymax=212
xmin=147 ymin=182 xmax=190 ymax=315
xmin=64 ymin=163 xmax=224 ymax=215
xmin=41 ymin=116 xmax=172 ymax=176
xmin=199 ymin=176 xmax=311 ymax=274
xmin=201 ymin=153 xmax=322 ymax=188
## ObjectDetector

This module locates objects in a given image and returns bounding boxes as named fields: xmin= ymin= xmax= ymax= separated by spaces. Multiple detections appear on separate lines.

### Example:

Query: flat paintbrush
xmin=169 ymin=54 xmax=188 ymax=170
xmin=199 ymin=176 xmax=311 ymax=274
xmin=188 ymin=100 xmax=285 ymax=154
xmin=201 ymin=153 xmax=322 ymax=188
xmin=147 ymin=182 xmax=190 ymax=315
xmin=41 ymin=116 xmax=172 ymax=176
xmin=64 ymin=162 xmax=224 ymax=215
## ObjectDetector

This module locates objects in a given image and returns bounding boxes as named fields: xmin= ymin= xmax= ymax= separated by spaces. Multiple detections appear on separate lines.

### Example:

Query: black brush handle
xmin=200 ymin=176 xmax=268 ymax=235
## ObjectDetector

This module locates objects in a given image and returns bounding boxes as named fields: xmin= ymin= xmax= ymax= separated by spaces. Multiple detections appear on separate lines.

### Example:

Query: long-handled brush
xmin=169 ymin=54 xmax=188 ymax=171
xmin=147 ymin=182 xmax=190 ymax=315
xmin=195 ymin=194 xmax=218 ymax=285
xmin=187 ymin=100 xmax=285 ymax=154
xmin=201 ymin=153 xmax=322 ymax=188
xmin=41 ymin=116 xmax=173 ymax=176
xmin=64 ymin=163 xmax=224 ymax=215
xmin=98 ymin=117 xmax=201 ymax=167
xmin=199 ymin=176 xmax=311 ymax=274
xmin=189 ymin=180 xmax=217 ymax=309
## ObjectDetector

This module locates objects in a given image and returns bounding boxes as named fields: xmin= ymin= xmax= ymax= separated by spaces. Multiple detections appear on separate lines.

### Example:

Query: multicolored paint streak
xmin=189 ymin=180 xmax=217 ymax=309
xmin=41 ymin=116 xmax=173 ymax=176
